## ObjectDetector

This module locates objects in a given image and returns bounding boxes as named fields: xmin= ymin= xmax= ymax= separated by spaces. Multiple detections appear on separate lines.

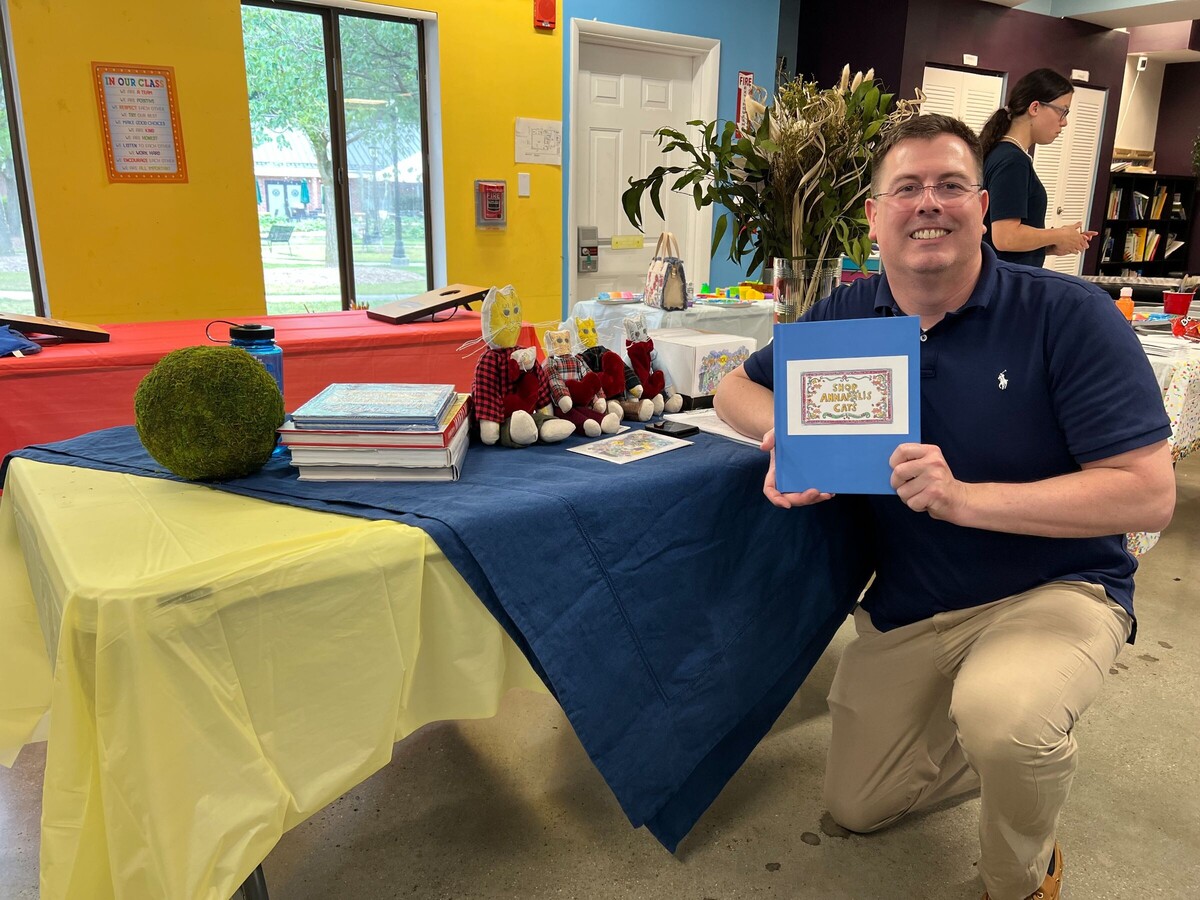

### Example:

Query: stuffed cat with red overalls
xmin=471 ymin=285 xmax=575 ymax=447
xmin=542 ymin=329 xmax=621 ymax=437
xmin=623 ymin=312 xmax=684 ymax=416
xmin=573 ymin=315 xmax=653 ymax=422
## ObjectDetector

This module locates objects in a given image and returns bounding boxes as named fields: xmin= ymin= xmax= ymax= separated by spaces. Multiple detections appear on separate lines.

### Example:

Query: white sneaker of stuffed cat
xmin=651 ymin=393 xmax=665 ymax=416
xmin=601 ymin=412 xmax=620 ymax=433
xmin=635 ymin=398 xmax=653 ymax=421
xmin=664 ymin=392 xmax=684 ymax=414
xmin=538 ymin=417 xmax=576 ymax=442
xmin=508 ymin=410 xmax=538 ymax=446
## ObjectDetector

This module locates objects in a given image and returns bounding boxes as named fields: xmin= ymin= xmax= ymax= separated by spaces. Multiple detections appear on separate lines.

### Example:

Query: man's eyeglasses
xmin=1039 ymin=100 xmax=1070 ymax=121
xmin=871 ymin=181 xmax=983 ymax=208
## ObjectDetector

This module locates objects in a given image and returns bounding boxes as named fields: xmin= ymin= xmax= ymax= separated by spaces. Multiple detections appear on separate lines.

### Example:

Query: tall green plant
xmin=621 ymin=67 xmax=922 ymax=280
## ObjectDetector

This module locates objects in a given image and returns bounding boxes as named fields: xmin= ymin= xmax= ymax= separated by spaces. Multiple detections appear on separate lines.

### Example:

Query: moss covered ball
xmin=134 ymin=345 xmax=285 ymax=481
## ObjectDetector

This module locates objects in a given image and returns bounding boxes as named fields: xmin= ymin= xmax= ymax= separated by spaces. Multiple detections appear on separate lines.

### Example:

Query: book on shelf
xmin=1100 ymin=228 xmax=1113 ymax=263
xmin=1131 ymin=191 xmax=1149 ymax=219
xmin=1170 ymin=193 xmax=1187 ymax=220
xmin=1144 ymin=230 xmax=1160 ymax=261
xmin=291 ymin=382 xmax=456 ymax=430
xmin=1150 ymin=185 xmax=1169 ymax=219
xmin=1164 ymin=236 xmax=1186 ymax=259
xmin=1122 ymin=231 xmax=1138 ymax=262
xmin=1107 ymin=187 xmax=1123 ymax=219
xmin=295 ymin=426 xmax=470 ymax=482
xmin=279 ymin=394 xmax=470 ymax=447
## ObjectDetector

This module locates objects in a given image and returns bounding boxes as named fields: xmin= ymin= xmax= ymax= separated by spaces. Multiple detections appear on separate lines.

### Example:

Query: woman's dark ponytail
xmin=979 ymin=108 xmax=1012 ymax=159
xmin=980 ymin=68 xmax=1074 ymax=159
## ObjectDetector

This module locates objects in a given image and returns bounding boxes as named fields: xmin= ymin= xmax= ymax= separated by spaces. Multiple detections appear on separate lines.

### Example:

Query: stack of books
xmin=281 ymin=383 xmax=471 ymax=481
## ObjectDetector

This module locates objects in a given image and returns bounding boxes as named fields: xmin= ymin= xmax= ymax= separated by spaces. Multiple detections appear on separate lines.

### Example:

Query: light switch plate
xmin=962 ymin=54 xmax=978 ymax=67
xmin=517 ymin=173 xmax=531 ymax=197
xmin=1071 ymin=69 xmax=1089 ymax=82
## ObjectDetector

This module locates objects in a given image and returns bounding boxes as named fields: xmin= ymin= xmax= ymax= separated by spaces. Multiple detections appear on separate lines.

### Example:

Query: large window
xmin=242 ymin=2 xmax=432 ymax=314
xmin=0 ymin=11 xmax=42 ymax=317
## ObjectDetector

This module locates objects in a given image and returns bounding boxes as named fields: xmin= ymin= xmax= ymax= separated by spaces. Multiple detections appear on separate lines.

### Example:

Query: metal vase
xmin=773 ymin=257 xmax=842 ymax=324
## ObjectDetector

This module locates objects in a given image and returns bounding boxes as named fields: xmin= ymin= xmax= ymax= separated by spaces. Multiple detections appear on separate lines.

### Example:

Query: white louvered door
xmin=1033 ymin=85 xmax=1105 ymax=276
xmin=920 ymin=66 xmax=1004 ymax=136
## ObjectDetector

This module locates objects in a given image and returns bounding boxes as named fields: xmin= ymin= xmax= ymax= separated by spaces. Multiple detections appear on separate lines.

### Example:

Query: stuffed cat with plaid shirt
xmin=542 ymin=329 xmax=622 ymax=437
xmin=471 ymin=285 xmax=575 ymax=447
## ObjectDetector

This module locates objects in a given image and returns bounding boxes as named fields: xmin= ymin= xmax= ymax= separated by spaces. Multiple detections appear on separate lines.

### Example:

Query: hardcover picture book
xmin=278 ymin=394 xmax=470 ymax=447
xmin=772 ymin=316 xmax=921 ymax=494
xmin=293 ymin=424 xmax=470 ymax=479
xmin=291 ymin=382 xmax=456 ymax=430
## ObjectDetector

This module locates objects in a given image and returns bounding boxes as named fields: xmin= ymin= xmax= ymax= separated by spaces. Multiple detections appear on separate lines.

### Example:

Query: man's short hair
xmin=870 ymin=115 xmax=984 ymax=192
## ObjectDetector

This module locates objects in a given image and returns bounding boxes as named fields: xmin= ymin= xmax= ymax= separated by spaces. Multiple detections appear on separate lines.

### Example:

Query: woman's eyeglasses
xmin=1039 ymin=100 xmax=1070 ymax=121
xmin=871 ymin=181 xmax=983 ymax=208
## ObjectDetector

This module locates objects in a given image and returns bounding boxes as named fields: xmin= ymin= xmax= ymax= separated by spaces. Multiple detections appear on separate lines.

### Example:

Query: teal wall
xmin=561 ymin=0 xmax=782 ymax=310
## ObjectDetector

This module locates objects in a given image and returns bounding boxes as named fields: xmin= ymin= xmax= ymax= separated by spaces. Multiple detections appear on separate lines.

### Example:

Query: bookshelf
xmin=1096 ymin=173 xmax=1194 ymax=277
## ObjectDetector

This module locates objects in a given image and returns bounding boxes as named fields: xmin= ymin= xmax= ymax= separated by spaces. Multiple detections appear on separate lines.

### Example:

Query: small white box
xmin=648 ymin=328 xmax=757 ymax=396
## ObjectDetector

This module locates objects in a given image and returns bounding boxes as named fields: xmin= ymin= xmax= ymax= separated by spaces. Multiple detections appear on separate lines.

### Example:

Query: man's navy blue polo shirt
xmin=743 ymin=245 xmax=1171 ymax=639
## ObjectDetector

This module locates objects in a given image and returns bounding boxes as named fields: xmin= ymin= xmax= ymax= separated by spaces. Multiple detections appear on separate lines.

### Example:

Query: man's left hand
xmin=889 ymin=443 xmax=968 ymax=521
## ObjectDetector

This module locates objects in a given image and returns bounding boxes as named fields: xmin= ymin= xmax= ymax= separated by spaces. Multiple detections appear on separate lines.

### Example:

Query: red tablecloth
xmin=0 ymin=310 xmax=534 ymax=460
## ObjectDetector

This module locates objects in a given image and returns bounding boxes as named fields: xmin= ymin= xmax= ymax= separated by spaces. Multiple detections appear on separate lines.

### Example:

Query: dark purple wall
xmin=1126 ymin=21 xmax=1198 ymax=54
xmin=792 ymin=0 xmax=1130 ymax=273
xmin=1154 ymin=61 xmax=1200 ymax=273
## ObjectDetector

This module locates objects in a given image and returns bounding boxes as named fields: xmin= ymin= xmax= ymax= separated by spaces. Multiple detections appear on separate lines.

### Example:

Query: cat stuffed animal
xmin=471 ymin=285 xmax=575 ymax=447
xmin=623 ymin=313 xmax=684 ymax=415
xmin=573 ymin=315 xmax=653 ymax=422
xmin=542 ymin=329 xmax=621 ymax=437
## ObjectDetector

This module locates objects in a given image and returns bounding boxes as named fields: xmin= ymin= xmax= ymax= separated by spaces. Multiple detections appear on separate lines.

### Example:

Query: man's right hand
xmin=761 ymin=428 xmax=835 ymax=509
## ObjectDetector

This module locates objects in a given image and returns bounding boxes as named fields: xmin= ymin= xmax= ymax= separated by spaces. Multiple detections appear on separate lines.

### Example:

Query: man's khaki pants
xmin=823 ymin=581 xmax=1131 ymax=900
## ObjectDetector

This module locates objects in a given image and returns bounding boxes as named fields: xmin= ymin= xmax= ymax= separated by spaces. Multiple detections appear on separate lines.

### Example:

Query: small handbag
xmin=643 ymin=232 xmax=691 ymax=311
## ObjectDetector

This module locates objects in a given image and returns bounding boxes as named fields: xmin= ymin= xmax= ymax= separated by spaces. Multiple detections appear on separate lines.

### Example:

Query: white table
xmin=568 ymin=299 xmax=774 ymax=357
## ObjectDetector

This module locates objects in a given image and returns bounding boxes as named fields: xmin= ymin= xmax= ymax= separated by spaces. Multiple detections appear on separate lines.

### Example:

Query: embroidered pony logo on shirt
xmin=997 ymin=370 xmax=1009 ymax=391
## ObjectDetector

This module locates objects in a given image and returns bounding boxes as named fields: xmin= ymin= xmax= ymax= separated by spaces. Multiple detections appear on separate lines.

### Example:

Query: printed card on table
xmin=773 ymin=317 xmax=921 ymax=494
xmin=567 ymin=430 xmax=691 ymax=464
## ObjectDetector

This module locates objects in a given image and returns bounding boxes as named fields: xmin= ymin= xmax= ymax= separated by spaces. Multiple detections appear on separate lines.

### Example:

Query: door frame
xmin=568 ymin=20 xmax=719 ymax=312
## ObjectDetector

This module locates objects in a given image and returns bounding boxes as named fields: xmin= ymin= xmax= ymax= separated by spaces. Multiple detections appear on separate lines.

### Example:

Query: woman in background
xmin=979 ymin=69 xmax=1095 ymax=266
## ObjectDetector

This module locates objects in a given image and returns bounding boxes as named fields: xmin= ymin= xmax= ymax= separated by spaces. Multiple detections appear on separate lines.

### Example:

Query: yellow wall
xmin=6 ymin=0 xmax=563 ymax=327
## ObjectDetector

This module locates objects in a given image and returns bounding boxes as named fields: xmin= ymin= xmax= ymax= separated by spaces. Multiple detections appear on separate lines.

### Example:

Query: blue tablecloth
xmin=4 ymin=426 xmax=871 ymax=851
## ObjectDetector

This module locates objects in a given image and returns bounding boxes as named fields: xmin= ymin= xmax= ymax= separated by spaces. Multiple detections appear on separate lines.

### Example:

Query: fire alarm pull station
xmin=475 ymin=180 xmax=507 ymax=229
xmin=578 ymin=226 xmax=598 ymax=273
xmin=534 ymin=0 xmax=556 ymax=30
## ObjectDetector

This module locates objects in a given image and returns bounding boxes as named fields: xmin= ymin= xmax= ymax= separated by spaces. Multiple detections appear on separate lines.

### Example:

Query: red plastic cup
xmin=1163 ymin=291 xmax=1194 ymax=316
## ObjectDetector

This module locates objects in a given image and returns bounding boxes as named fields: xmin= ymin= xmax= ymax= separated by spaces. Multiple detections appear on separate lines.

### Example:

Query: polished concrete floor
xmin=2 ymin=455 xmax=1197 ymax=899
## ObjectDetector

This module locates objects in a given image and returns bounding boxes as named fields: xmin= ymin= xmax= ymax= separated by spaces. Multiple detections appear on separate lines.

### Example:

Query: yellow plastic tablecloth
xmin=0 ymin=458 xmax=546 ymax=900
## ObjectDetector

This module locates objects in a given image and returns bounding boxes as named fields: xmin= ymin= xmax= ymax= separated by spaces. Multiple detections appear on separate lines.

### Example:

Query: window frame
xmin=243 ymin=0 xmax=435 ymax=311
xmin=0 ymin=4 xmax=46 ymax=316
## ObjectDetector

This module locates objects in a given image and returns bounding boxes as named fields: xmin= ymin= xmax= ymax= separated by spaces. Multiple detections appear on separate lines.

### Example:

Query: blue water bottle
xmin=227 ymin=323 xmax=285 ymax=396
xmin=208 ymin=320 xmax=286 ymax=455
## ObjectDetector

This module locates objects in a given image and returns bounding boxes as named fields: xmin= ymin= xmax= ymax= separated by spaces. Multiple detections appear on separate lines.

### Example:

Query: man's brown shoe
xmin=980 ymin=842 xmax=1063 ymax=900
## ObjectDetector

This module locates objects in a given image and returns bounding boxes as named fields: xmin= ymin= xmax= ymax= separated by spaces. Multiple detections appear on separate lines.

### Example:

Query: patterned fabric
xmin=471 ymin=345 xmax=552 ymax=423
xmin=543 ymin=352 xmax=599 ymax=403
xmin=1126 ymin=354 xmax=1200 ymax=557
xmin=580 ymin=345 xmax=639 ymax=393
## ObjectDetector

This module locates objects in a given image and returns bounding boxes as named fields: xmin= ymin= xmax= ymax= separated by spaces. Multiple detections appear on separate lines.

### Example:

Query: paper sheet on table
xmin=664 ymin=407 xmax=761 ymax=446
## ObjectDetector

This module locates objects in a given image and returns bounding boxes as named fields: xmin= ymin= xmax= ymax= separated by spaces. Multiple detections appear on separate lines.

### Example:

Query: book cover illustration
xmin=697 ymin=346 xmax=753 ymax=394
xmin=567 ymin=429 xmax=691 ymax=464
xmin=774 ymin=316 xmax=921 ymax=494
xmin=292 ymin=382 xmax=456 ymax=427
xmin=279 ymin=394 xmax=470 ymax=446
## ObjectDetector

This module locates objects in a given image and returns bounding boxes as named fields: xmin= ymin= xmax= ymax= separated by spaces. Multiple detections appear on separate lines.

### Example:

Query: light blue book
xmin=292 ymin=382 xmax=456 ymax=430
xmin=772 ymin=317 xmax=921 ymax=494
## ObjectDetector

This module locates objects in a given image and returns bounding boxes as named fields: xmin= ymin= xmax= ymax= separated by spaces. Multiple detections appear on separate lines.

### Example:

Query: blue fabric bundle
xmin=4 ymin=425 xmax=872 ymax=851
xmin=0 ymin=325 xmax=41 ymax=357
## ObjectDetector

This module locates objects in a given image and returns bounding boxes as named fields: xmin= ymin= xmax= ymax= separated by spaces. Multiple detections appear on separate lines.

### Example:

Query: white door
xmin=573 ymin=39 xmax=710 ymax=308
xmin=921 ymin=66 xmax=1005 ymax=136
xmin=1032 ymin=85 xmax=1105 ymax=276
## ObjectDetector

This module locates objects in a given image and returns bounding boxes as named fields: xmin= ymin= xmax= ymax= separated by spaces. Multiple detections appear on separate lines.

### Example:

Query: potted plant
xmin=621 ymin=66 xmax=923 ymax=321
